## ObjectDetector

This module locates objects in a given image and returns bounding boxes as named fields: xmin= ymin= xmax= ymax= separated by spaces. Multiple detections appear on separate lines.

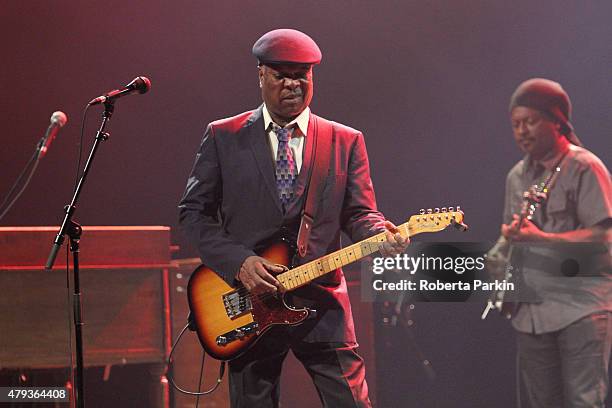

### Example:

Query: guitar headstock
xmin=407 ymin=206 xmax=468 ymax=235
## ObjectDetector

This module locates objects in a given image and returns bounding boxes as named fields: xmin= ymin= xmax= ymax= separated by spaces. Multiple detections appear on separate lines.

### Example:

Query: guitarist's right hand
xmin=238 ymin=256 xmax=285 ymax=294
xmin=501 ymin=214 xmax=521 ymax=239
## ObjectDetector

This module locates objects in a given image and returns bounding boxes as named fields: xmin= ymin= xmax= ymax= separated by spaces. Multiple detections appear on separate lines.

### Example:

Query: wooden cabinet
xmin=0 ymin=226 xmax=173 ymax=408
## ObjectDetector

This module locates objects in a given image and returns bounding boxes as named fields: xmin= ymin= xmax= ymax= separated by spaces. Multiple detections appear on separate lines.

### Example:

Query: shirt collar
xmin=262 ymin=104 xmax=310 ymax=136
xmin=524 ymin=142 xmax=571 ymax=175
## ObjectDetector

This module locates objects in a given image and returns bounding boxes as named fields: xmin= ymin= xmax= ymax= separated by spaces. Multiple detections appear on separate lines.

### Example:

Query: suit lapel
xmin=246 ymin=106 xmax=283 ymax=213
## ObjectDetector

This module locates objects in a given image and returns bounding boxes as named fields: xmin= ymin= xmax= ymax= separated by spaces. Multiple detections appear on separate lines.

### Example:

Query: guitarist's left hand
xmin=502 ymin=215 xmax=547 ymax=242
xmin=380 ymin=220 xmax=410 ymax=256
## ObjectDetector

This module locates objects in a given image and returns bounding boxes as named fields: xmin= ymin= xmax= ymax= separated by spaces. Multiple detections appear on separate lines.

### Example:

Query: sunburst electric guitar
xmin=188 ymin=207 xmax=467 ymax=361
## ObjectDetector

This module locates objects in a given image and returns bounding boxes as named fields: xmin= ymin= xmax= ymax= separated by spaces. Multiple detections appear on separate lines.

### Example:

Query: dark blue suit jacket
xmin=179 ymin=105 xmax=386 ymax=342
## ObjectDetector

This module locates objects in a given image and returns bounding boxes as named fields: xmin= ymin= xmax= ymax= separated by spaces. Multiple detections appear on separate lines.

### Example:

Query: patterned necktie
xmin=274 ymin=125 xmax=297 ymax=209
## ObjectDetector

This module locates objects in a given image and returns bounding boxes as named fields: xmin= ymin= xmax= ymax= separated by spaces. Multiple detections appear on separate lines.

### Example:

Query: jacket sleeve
xmin=340 ymin=131 xmax=387 ymax=242
xmin=178 ymin=124 xmax=256 ymax=285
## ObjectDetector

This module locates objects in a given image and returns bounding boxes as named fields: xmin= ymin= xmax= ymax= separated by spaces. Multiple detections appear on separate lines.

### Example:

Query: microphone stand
xmin=45 ymin=101 xmax=114 ymax=408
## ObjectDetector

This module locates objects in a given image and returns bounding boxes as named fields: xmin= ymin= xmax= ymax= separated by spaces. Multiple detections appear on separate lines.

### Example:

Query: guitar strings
xmin=231 ymin=241 xmax=387 ymax=304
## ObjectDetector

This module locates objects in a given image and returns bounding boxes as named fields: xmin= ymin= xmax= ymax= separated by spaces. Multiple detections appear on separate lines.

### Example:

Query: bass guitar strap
xmin=296 ymin=115 xmax=333 ymax=257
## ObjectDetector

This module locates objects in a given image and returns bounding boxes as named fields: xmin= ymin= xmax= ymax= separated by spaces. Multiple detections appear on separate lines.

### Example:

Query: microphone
xmin=88 ymin=76 xmax=151 ymax=106
xmin=38 ymin=111 xmax=68 ymax=158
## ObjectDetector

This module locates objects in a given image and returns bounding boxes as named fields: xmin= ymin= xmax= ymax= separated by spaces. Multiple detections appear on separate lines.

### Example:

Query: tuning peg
xmin=419 ymin=209 xmax=425 ymax=215
xmin=448 ymin=206 xmax=454 ymax=212
xmin=456 ymin=206 xmax=461 ymax=212
xmin=427 ymin=208 xmax=432 ymax=214
xmin=441 ymin=207 xmax=447 ymax=212
xmin=434 ymin=208 xmax=440 ymax=213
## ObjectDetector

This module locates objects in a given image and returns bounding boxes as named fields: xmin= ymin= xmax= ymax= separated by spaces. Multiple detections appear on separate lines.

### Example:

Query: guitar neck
xmin=277 ymin=209 xmax=466 ymax=291
xmin=277 ymin=222 xmax=414 ymax=291
xmin=276 ymin=222 xmax=406 ymax=291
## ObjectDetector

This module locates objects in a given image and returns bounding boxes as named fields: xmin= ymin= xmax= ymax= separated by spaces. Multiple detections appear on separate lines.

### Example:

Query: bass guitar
xmin=481 ymin=160 xmax=564 ymax=320
xmin=188 ymin=207 xmax=467 ymax=361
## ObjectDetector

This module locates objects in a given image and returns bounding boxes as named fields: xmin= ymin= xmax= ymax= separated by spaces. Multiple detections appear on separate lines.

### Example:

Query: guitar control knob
xmin=216 ymin=336 xmax=228 ymax=346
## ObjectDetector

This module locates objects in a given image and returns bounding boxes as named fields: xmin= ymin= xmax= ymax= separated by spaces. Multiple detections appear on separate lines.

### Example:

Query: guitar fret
xmin=340 ymin=251 xmax=349 ymax=266
xmin=333 ymin=255 xmax=341 ymax=268
xmin=359 ymin=242 xmax=371 ymax=256
xmin=323 ymin=256 xmax=331 ymax=271
xmin=346 ymin=248 xmax=357 ymax=263
xmin=322 ymin=258 xmax=331 ymax=273
xmin=304 ymin=264 xmax=312 ymax=281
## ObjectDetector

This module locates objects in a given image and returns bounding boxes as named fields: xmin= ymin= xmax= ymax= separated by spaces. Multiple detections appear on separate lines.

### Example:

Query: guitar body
xmin=486 ymin=248 xmax=518 ymax=319
xmin=187 ymin=242 xmax=310 ymax=361
xmin=498 ymin=257 xmax=519 ymax=319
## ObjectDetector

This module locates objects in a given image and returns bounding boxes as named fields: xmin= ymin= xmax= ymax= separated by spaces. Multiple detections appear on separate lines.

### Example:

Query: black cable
xmin=195 ymin=349 xmax=205 ymax=408
xmin=0 ymin=148 xmax=41 ymax=222
xmin=0 ymin=108 xmax=86 ymax=222
xmin=166 ymin=322 xmax=226 ymax=396
xmin=74 ymin=104 xmax=90 ymax=192
xmin=0 ymin=147 xmax=38 ymax=209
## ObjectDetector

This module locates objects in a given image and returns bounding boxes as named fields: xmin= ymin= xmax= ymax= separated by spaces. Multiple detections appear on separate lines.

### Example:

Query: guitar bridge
xmin=223 ymin=289 xmax=252 ymax=319
xmin=216 ymin=322 xmax=259 ymax=346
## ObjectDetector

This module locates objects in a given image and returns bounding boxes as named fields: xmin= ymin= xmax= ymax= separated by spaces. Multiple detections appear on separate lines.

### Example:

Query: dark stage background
xmin=1 ymin=1 xmax=611 ymax=407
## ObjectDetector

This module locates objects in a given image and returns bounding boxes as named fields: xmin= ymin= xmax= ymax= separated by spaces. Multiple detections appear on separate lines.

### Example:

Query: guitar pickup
xmin=216 ymin=322 xmax=259 ymax=346
xmin=223 ymin=289 xmax=253 ymax=319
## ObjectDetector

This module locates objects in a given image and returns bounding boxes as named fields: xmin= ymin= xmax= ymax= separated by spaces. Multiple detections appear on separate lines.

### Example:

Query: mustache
xmin=282 ymin=89 xmax=303 ymax=99
xmin=516 ymin=134 xmax=535 ymax=142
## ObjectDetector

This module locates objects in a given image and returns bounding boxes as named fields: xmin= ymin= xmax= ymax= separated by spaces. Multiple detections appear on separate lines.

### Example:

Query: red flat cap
xmin=252 ymin=29 xmax=322 ymax=65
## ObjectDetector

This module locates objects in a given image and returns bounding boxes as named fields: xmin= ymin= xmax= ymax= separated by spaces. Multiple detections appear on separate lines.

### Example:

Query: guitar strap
xmin=296 ymin=115 xmax=333 ymax=257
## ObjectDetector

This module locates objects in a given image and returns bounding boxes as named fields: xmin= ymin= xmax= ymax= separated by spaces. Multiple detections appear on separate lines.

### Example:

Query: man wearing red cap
xmin=488 ymin=78 xmax=612 ymax=407
xmin=179 ymin=28 xmax=408 ymax=407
